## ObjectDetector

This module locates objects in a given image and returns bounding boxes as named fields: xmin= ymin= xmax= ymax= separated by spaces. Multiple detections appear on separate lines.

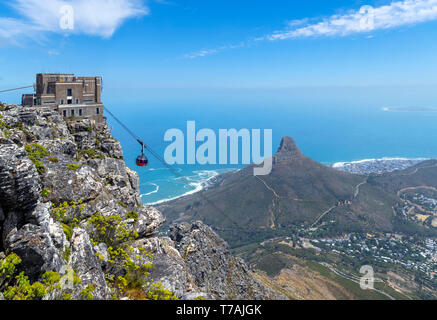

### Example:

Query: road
xmin=354 ymin=179 xmax=368 ymax=198
xmin=310 ymin=205 xmax=337 ymax=228
xmin=320 ymin=263 xmax=396 ymax=300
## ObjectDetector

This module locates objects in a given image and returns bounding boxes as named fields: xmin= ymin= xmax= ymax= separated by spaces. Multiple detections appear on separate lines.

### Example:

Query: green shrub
xmin=34 ymin=161 xmax=46 ymax=175
xmin=3 ymin=272 xmax=47 ymax=300
xmin=1 ymin=254 xmax=50 ymax=300
xmin=62 ymin=247 xmax=71 ymax=262
xmin=0 ymin=121 xmax=11 ymax=130
xmin=61 ymin=223 xmax=73 ymax=241
xmin=41 ymin=188 xmax=51 ymax=197
xmin=87 ymin=213 xmax=138 ymax=246
xmin=80 ymin=284 xmax=95 ymax=300
xmin=126 ymin=211 xmax=139 ymax=222
xmin=105 ymin=246 xmax=156 ymax=300
xmin=50 ymin=202 xmax=80 ymax=240
xmin=0 ymin=254 xmax=84 ymax=300
xmin=66 ymin=163 xmax=80 ymax=171
xmin=63 ymin=293 xmax=72 ymax=300
xmin=42 ymin=271 xmax=61 ymax=286
xmin=47 ymin=157 xmax=59 ymax=163
xmin=24 ymin=144 xmax=49 ymax=175
xmin=0 ymin=253 xmax=22 ymax=286
xmin=25 ymin=144 xmax=49 ymax=160
xmin=79 ymin=148 xmax=105 ymax=160
xmin=118 ymin=201 xmax=128 ymax=208
xmin=146 ymin=283 xmax=179 ymax=300
xmin=61 ymin=218 xmax=79 ymax=241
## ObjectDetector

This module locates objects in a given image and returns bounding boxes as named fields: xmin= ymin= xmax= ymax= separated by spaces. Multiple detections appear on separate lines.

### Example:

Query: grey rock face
xmin=135 ymin=206 xmax=166 ymax=237
xmin=100 ymin=139 xmax=124 ymax=159
xmin=15 ymin=108 xmax=37 ymax=126
xmin=170 ymin=221 xmax=283 ymax=300
xmin=273 ymin=136 xmax=304 ymax=164
xmin=70 ymin=228 xmax=110 ymax=300
xmin=5 ymin=224 xmax=66 ymax=282
xmin=42 ymin=165 xmax=104 ymax=204
xmin=0 ymin=144 xmax=41 ymax=212
xmin=126 ymin=167 xmax=140 ymax=192
xmin=131 ymin=237 xmax=199 ymax=298
xmin=40 ymin=139 xmax=77 ymax=158
xmin=26 ymin=202 xmax=69 ymax=251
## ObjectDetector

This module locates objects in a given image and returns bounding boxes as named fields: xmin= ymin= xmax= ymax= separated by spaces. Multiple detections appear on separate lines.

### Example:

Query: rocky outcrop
xmin=0 ymin=103 xmax=280 ymax=300
xmin=131 ymin=237 xmax=200 ymax=298
xmin=70 ymin=228 xmax=110 ymax=300
xmin=170 ymin=221 xmax=285 ymax=300
xmin=0 ymin=144 xmax=41 ymax=214
xmin=273 ymin=136 xmax=304 ymax=164
xmin=0 ymin=105 xmax=169 ymax=298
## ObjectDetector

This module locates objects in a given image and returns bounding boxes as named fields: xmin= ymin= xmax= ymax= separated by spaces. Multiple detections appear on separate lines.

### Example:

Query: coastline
xmin=330 ymin=157 xmax=430 ymax=175
xmin=143 ymin=168 xmax=239 ymax=206
xmin=142 ymin=157 xmax=433 ymax=206
xmin=331 ymin=157 xmax=429 ymax=168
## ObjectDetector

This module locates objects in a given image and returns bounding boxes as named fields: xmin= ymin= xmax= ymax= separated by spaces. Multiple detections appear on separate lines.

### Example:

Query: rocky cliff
xmin=0 ymin=103 xmax=276 ymax=300
xmin=170 ymin=221 xmax=284 ymax=300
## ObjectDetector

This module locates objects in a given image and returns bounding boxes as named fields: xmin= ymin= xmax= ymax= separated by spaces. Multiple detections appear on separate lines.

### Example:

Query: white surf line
xmin=141 ymin=183 xmax=159 ymax=197
xmin=144 ymin=170 xmax=223 ymax=205
xmin=332 ymin=157 xmax=429 ymax=168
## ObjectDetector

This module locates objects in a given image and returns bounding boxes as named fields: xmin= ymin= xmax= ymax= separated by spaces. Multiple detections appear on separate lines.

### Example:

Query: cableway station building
xmin=22 ymin=73 xmax=104 ymax=123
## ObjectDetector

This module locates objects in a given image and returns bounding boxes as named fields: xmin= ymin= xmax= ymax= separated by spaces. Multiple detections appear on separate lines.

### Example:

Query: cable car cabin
xmin=136 ymin=154 xmax=149 ymax=167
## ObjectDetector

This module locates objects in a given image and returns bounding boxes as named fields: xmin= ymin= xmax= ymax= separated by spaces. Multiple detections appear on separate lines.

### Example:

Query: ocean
xmin=51 ymin=87 xmax=437 ymax=204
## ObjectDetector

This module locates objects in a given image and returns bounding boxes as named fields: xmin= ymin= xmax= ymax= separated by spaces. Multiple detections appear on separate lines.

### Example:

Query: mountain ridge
xmin=158 ymin=136 xmax=437 ymax=247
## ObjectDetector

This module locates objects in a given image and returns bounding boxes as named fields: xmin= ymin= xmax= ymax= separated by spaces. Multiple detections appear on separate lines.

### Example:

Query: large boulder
xmin=135 ymin=207 xmax=166 ymax=237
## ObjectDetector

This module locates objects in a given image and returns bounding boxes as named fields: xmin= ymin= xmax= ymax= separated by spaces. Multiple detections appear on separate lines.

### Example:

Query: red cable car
xmin=136 ymin=154 xmax=148 ymax=167
xmin=136 ymin=140 xmax=149 ymax=167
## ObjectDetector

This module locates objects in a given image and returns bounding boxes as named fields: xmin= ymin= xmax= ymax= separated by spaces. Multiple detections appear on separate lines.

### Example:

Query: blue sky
xmin=1 ymin=0 xmax=437 ymax=103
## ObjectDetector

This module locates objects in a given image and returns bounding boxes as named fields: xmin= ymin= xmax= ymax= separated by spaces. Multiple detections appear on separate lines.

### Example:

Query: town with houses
xmin=312 ymin=233 xmax=437 ymax=280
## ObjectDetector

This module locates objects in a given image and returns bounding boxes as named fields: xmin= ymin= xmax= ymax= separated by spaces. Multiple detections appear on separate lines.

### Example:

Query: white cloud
xmin=184 ymin=0 xmax=437 ymax=58
xmin=184 ymin=42 xmax=247 ymax=59
xmin=287 ymin=18 xmax=309 ymax=28
xmin=0 ymin=17 xmax=46 ymax=46
xmin=266 ymin=0 xmax=437 ymax=40
xmin=0 ymin=0 xmax=148 ymax=46
xmin=184 ymin=48 xmax=220 ymax=59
